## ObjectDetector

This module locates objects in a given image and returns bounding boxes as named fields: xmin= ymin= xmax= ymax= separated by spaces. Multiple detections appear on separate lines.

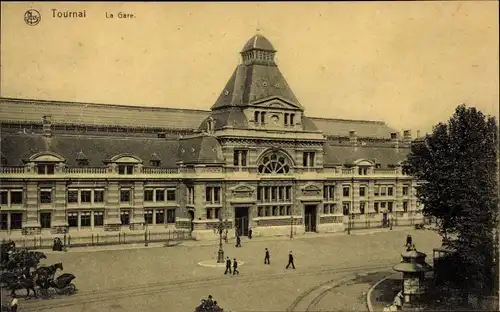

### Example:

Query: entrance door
xmin=304 ymin=205 xmax=317 ymax=232
xmin=234 ymin=207 xmax=249 ymax=236
xmin=40 ymin=212 xmax=52 ymax=229
xmin=188 ymin=210 xmax=194 ymax=232
xmin=382 ymin=213 xmax=388 ymax=227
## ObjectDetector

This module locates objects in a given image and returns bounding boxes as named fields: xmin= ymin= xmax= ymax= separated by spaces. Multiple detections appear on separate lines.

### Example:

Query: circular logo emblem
xmin=24 ymin=9 xmax=41 ymax=26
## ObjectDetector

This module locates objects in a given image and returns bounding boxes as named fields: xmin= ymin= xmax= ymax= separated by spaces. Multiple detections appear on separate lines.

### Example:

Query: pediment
xmin=230 ymin=184 xmax=255 ymax=198
xmin=250 ymin=96 xmax=302 ymax=111
xmin=353 ymin=159 xmax=374 ymax=166
xmin=109 ymin=154 xmax=143 ymax=164
xmin=28 ymin=151 xmax=65 ymax=163
xmin=301 ymin=184 xmax=321 ymax=197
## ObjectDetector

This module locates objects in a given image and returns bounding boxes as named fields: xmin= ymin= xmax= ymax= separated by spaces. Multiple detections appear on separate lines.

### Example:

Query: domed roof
xmin=241 ymin=34 xmax=276 ymax=53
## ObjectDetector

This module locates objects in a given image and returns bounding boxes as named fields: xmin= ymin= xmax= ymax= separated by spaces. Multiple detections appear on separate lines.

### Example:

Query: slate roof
xmin=311 ymin=117 xmax=398 ymax=139
xmin=1 ymin=134 xmax=184 ymax=168
xmin=210 ymin=64 xmax=303 ymax=111
xmin=323 ymin=143 xmax=410 ymax=168
xmin=0 ymin=98 xmax=209 ymax=130
xmin=241 ymin=34 xmax=276 ymax=53
xmin=178 ymin=135 xmax=225 ymax=165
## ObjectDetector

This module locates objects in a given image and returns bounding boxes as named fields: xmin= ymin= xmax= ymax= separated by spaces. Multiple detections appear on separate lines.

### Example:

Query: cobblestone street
xmin=14 ymin=230 xmax=440 ymax=312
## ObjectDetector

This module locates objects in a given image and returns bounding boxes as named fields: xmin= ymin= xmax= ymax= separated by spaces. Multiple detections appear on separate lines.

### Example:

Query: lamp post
xmin=214 ymin=217 xmax=229 ymax=263
xmin=290 ymin=215 xmax=294 ymax=239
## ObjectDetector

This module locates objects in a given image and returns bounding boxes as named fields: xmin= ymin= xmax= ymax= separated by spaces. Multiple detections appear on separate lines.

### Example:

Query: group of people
xmin=52 ymin=237 xmax=64 ymax=251
xmin=223 ymin=249 xmax=296 ymax=275
xmin=195 ymin=295 xmax=223 ymax=312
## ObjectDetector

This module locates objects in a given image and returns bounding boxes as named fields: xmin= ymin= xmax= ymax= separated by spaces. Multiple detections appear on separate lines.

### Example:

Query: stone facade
xmin=0 ymin=34 xmax=424 ymax=240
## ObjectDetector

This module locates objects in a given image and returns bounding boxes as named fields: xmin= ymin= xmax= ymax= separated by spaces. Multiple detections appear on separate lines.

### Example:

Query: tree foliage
xmin=403 ymin=104 xmax=498 ymax=292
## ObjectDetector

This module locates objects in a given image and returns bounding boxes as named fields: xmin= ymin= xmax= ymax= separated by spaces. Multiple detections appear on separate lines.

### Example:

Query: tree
xmin=403 ymin=104 xmax=498 ymax=295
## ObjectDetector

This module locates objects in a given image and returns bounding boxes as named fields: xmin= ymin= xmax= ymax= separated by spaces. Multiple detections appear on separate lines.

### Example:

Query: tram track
xmin=286 ymin=267 xmax=392 ymax=312
xmin=21 ymin=260 xmax=394 ymax=311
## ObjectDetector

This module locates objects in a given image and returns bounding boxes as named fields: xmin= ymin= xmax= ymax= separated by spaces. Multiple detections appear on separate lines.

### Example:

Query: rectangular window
xmin=10 ymin=213 xmax=22 ymax=230
xmin=94 ymin=211 xmax=104 ymax=226
xmin=272 ymin=206 xmax=278 ymax=216
xmin=10 ymin=191 xmax=23 ymax=205
xmin=155 ymin=209 xmax=165 ymax=224
xmin=402 ymin=186 xmax=409 ymax=196
xmin=118 ymin=165 xmax=134 ymax=175
xmin=374 ymin=202 xmax=379 ymax=213
xmin=342 ymin=186 xmax=350 ymax=197
xmin=286 ymin=186 xmax=291 ymax=200
xmin=155 ymin=189 xmax=165 ymax=202
xmin=381 ymin=186 xmax=387 ymax=196
xmin=233 ymin=150 xmax=239 ymax=166
xmin=323 ymin=204 xmax=330 ymax=214
xmin=80 ymin=190 xmax=92 ymax=203
xmin=358 ymin=167 xmax=368 ymax=175
xmin=388 ymin=202 xmax=393 ymax=213
xmin=258 ymin=207 xmax=264 ymax=217
xmin=144 ymin=209 xmax=153 ymax=224
xmin=206 ymin=208 xmax=213 ymax=219
xmin=264 ymin=187 xmax=270 ymax=202
xmin=120 ymin=210 xmax=130 ymax=225
xmin=374 ymin=186 xmax=380 ymax=196
xmin=0 ymin=213 xmax=8 ymax=230
xmin=302 ymin=152 xmax=315 ymax=167
xmin=37 ymin=164 xmax=55 ymax=175
xmin=360 ymin=202 xmax=366 ymax=214
xmin=94 ymin=190 xmax=104 ymax=203
xmin=67 ymin=212 xmax=78 ymax=227
xmin=40 ymin=190 xmax=52 ymax=204
xmin=68 ymin=190 xmax=78 ymax=203
xmin=260 ymin=112 xmax=266 ymax=123
xmin=241 ymin=150 xmax=247 ymax=167
xmin=284 ymin=113 xmax=289 ymax=126
xmin=120 ymin=190 xmax=130 ymax=203
xmin=254 ymin=111 xmax=260 ymax=123
xmin=329 ymin=204 xmax=336 ymax=214
xmin=388 ymin=187 xmax=394 ymax=196
xmin=271 ymin=187 xmax=277 ymax=201
xmin=81 ymin=211 xmax=91 ymax=227
xmin=257 ymin=187 xmax=262 ymax=201
xmin=166 ymin=209 xmax=176 ymax=224
xmin=206 ymin=187 xmax=212 ymax=203
xmin=286 ymin=206 xmax=291 ymax=216
xmin=187 ymin=187 xmax=194 ymax=204
xmin=214 ymin=207 xmax=220 ymax=219
xmin=144 ymin=190 xmax=154 ymax=201
xmin=206 ymin=187 xmax=221 ymax=204
xmin=403 ymin=201 xmax=408 ymax=213
xmin=40 ymin=212 xmax=51 ymax=228
xmin=0 ymin=191 xmax=8 ymax=205
xmin=290 ymin=113 xmax=295 ymax=125
xmin=359 ymin=186 xmax=366 ymax=197
xmin=342 ymin=203 xmax=350 ymax=215
xmin=265 ymin=207 xmax=270 ymax=216
xmin=166 ymin=189 xmax=176 ymax=201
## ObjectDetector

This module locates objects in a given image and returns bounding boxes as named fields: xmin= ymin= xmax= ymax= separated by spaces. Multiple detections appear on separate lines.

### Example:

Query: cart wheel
xmin=55 ymin=288 xmax=64 ymax=295
xmin=68 ymin=283 xmax=76 ymax=294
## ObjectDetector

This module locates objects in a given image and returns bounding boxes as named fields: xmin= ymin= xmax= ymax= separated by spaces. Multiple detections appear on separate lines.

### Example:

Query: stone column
xmin=131 ymin=181 xmax=144 ymax=230
xmin=104 ymin=181 xmax=121 ymax=231
xmin=52 ymin=181 xmax=68 ymax=232
xmin=22 ymin=182 xmax=40 ymax=235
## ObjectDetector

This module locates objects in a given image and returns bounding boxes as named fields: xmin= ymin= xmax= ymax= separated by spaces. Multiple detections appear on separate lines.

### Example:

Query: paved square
xmin=11 ymin=230 xmax=440 ymax=312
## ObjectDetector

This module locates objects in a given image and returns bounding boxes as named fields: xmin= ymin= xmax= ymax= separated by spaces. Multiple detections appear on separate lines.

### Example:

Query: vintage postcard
xmin=0 ymin=2 xmax=498 ymax=312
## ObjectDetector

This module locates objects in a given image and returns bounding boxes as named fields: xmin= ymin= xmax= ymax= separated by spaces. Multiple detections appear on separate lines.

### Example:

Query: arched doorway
xmin=188 ymin=210 xmax=195 ymax=232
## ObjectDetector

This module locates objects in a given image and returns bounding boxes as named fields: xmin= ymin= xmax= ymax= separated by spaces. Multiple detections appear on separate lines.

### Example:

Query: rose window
xmin=258 ymin=152 xmax=290 ymax=174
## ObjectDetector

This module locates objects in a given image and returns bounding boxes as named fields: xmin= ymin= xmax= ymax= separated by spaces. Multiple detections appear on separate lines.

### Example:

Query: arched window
xmin=258 ymin=152 xmax=290 ymax=174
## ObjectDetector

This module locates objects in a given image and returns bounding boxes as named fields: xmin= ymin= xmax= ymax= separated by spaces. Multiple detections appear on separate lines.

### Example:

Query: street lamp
xmin=213 ymin=217 xmax=230 ymax=263
xmin=290 ymin=215 xmax=294 ymax=239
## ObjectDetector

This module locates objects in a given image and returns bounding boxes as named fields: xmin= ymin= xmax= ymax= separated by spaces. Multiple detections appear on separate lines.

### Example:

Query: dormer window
xmin=150 ymin=153 xmax=161 ymax=167
xmin=260 ymin=112 xmax=266 ymax=124
xmin=76 ymin=151 xmax=89 ymax=167
xmin=37 ymin=164 xmax=55 ymax=175
xmin=207 ymin=120 xmax=213 ymax=132
xmin=290 ymin=113 xmax=295 ymax=125
xmin=118 ymin=165 xmax=134 ymax=175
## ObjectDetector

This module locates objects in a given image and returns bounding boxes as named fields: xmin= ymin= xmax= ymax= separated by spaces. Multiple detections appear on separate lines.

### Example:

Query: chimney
xmin=403 ymin=130 xmax=412 ymax=145
xmin=416 ymin=130 xmax=421 ymax=138
xmin=349 ymin=130 xmax=357 ymax=147
xmin=42 ymin=115 xmax=52 ymax=137
xmin=390 ymin=132 xmax=399 ymax=150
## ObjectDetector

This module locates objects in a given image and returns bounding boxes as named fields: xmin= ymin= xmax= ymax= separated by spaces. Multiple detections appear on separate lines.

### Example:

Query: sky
xmin=1 ymin=1 xmax=498 ymax=135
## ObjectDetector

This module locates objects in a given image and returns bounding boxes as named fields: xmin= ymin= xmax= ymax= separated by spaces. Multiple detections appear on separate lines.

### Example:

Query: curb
xmin=366 ymin=274 xmax=394 ymax=312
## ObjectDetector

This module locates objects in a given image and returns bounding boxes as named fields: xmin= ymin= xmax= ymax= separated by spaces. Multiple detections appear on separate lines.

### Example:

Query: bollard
xmin=123 ymin=232 xmax=126 ymax=243
xmin=91 ymin=234 xmax=94 ymax=246
xmin=97 ymin=233 xmax=99 ymax=245
xmin=118 ymin=233 xmax=121 ymax=244
xmin=144 ymin=231 xmax=148 ymax=247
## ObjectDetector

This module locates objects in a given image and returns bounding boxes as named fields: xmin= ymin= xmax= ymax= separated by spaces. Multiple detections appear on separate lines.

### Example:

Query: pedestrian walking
xmin=248 ymin=227 xmax=253 ymax=239
xmin=235 ymin=235 xmax=242 ymax=248
xmin=233 ymin=258 xmax=239 ymax=275
xmin=224 ymin=229 xmax=228 ymax=243
xmin=264 ymin=248 xmax=270 ymax=264
xmin=224 ymin=257 xmax=232 ymax=275
xmin=286 ymin=251 xmax=295 ymax=269
xmin=405 ymin=234 xmax=412 ymax=248
xmin=10 ymin=294 xmax=18 ymax=312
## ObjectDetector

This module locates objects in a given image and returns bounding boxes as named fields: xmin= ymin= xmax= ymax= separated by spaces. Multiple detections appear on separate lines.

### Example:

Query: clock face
xmin=271 ymin=115 xmax=279 ymax=124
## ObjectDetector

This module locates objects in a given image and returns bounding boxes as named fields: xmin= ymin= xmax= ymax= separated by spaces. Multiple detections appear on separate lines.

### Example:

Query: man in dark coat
xmin=224 ymin=257 xmax=232 ymax=275
xmin=233 ymin=258 xmax=239 ymax=275
xmin=286 ymin=251 xmax=295 ymax=269
xmin=264 ymin=248 xmax=270 ymax=264
xmin=236 ymin=235 xmax=241 ymax=248
xmin=405 ymin=234 xmax=412 ymax=248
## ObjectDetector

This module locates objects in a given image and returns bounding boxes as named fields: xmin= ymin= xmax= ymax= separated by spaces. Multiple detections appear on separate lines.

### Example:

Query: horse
xmin=3 ymin=272 xmax=38 ymax=299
